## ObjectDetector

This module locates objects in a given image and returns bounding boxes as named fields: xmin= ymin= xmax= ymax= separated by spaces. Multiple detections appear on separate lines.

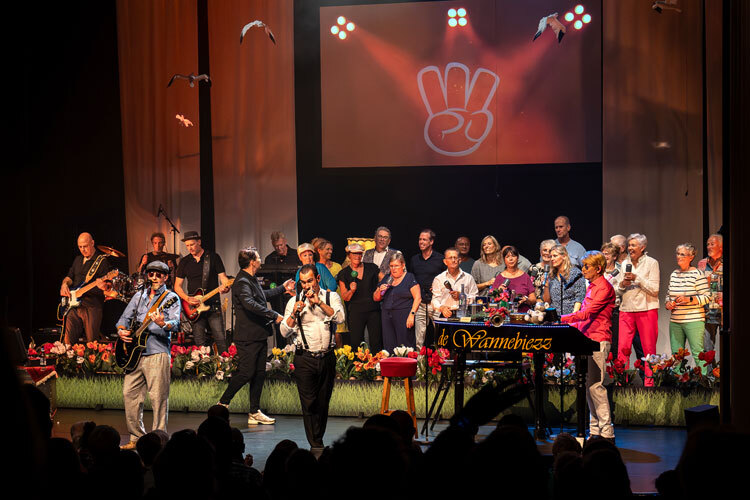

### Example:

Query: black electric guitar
xmin=115 ymin=296 xmax=178 ymax=374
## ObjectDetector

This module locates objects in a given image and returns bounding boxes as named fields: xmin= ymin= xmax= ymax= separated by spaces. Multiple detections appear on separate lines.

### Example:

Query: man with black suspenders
xmin=281 ymin=264 xmax=345 ymax=451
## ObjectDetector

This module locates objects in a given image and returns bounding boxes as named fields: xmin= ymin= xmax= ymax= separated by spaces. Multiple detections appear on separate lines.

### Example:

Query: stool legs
xmin=381 ymin=376 xmax=392 ymax=414
xmin=380 ymin=376 xmax=418 ymax=438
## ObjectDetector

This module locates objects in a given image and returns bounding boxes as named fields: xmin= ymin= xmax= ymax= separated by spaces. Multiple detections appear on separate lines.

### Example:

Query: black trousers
xmin=292 ymin=351 xmax=336 ymax=448
xmin=348 ymin=309 xmax=383 ymax=352
xmin=219 ymin=340 xmax=266 ymax=412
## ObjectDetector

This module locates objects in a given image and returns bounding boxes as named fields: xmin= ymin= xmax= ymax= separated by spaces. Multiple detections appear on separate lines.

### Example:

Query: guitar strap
xmin=141 ymin=290 xmax=170 ymax=328
xmin=84 ymin=255 xmax=106 ymax=284
xmin=201 ymin=253 xmax=211 ymax=291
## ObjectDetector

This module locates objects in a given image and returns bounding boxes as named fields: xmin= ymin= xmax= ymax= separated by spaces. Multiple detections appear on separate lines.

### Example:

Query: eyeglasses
xmin=675 ymin=253 xmax=691 ymax=257
xmin=147 ymin=271 xmax=165 ymax=278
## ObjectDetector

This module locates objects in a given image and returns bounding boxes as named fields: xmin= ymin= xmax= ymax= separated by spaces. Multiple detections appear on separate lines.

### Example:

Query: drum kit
xmin=96 ymin=245 xmax=188 ymax=337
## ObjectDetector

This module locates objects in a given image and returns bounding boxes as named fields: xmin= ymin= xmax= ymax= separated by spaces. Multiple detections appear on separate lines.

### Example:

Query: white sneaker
xmin=248 ymin=410 xmax=275 ymax=425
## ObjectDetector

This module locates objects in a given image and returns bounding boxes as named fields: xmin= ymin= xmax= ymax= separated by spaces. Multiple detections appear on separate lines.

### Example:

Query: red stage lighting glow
xmin=337 ymin=16 xmax=346 ymax=25
xmin=574 ymin=5 xmax=584 ymax=15
xmin=574 ymin=20 xmax=583 ymax=29
xmin=564 ymin=12 xmax=575 ymax=22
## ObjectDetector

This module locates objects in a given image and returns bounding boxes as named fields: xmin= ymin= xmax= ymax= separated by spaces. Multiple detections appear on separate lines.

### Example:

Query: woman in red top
xmin=561 ymin=251 xmax=616 ymax=441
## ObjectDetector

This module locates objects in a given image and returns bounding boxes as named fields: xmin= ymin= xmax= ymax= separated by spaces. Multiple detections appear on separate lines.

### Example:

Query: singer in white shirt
xmin=431 ymin=248 xmax=479 ymax=318
xmin=280 ymin=264 xmax=345 ymax=449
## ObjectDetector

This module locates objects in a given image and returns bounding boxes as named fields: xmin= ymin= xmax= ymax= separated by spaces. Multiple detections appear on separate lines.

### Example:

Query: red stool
xmin=379 ymin=357 xmax=418 ymax=437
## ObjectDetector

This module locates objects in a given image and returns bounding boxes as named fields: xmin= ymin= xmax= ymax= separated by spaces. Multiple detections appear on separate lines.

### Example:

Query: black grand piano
xmin=431 ymin=319 xmax=600 ymax=440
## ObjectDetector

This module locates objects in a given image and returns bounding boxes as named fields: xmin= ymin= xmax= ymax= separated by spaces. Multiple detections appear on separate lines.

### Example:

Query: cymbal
xmin=97 ymin=245 xmax=126 ymax=258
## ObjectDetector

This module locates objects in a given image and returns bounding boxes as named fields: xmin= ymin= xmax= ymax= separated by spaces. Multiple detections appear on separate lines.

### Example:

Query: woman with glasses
xmin=374 ymin=252 xmax=421 ymax=352
xmin=528 ymin=239 xmax=557 ymax=299
xmin=665 ymin=243 xmax=711 ymax=374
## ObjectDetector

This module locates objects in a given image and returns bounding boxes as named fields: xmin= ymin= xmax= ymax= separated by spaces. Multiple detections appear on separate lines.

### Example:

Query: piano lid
xmin=434 ymin=319 xmax=600 ymax=355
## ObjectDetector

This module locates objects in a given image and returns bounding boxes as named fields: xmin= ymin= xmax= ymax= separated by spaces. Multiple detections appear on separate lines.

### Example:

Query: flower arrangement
xmin=171 ymin=344 xmax=238 ymax=380
xmin=28 ymin=340 xmax=120 ymax=376
xmin=643 ymin=348 xmax=720 ymax=389
xmin=605 ymin=349 xmax=638 ymax=386
xmin=415 ymin=346 xmax=451 ymax=383
xmin=334 ymin=344 xmax=357 ymax=379
xmin=267 ymin=345 xmax=295 ymax=378
xmin=543 ymin=353 xmax=577 ymax=385
xmin=483 ymin=306 xmax=510 ymax=326
xmin=352 ymin=345 xmax=389 ymax=381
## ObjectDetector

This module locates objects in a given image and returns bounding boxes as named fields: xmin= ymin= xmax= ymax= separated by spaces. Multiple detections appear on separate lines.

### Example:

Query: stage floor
xmin=52 ymin=409 xmax=685 ymax=494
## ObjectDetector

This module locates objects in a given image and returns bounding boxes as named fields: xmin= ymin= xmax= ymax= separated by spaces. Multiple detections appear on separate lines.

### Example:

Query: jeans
xmin=192 ymin=309 xmax=227 ymax=354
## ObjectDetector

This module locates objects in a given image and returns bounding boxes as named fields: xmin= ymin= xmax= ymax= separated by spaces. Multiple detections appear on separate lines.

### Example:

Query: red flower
xmin=712 ymin=367 xmax=720 ymax=378
xmin=28 ymin=348 xmax=38 ymax=356
xmin=407 ymin=351 xmax=419 ymax=359
xmin=634 ymin=359 xmax=642 ymax=369
xmin=680 ymin=373 xmax=690 ymax=383
xmin=613 ymin=359 xmax=624 ymax=374
xmin=221 ymin=351 xmax=229 ymax=357
xmin=546 ymin=353 xmax=555 ymax=364
xmin=606 ymin=366 xmax=614 ymax=377
xmin=607 ymin=352 xmax=614 ymax=362
xmin=693 ymin=367 xmax=701 ymax=375
xmin=289 ymin=363 xmax=295 ymax=371
xmin=228 ymin=344 xmax=237 ymax=357
xmin=419 ymin=346 xmax=427 ymax=356
xmin=702 ymin=350 xmax=715 ymax=364
xmin=621 ymin=347 xmax=632 ymax=357
xmin=88 ymin=354 xmax=97 ymax=364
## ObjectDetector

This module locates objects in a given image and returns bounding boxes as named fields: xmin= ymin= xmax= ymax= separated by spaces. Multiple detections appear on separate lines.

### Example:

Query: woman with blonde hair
xmin=543 ymin=244 xmax=586 ymax=315
xmin=471 ymin=235 xmax=503 ymax=292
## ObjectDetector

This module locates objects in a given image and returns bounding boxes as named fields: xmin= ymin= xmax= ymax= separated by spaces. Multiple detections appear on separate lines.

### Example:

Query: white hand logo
xmin=417 ymin=63 xmax=499 ymax=157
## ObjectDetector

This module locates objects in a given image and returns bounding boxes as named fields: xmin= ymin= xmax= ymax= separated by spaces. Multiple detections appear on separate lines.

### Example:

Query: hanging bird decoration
xmin=240 ymin=20 xmax=276 ymax=45
xmin=175 ymin=114 xmax=194 ymax=127
xmin=652 ymin=0 xmax=682 ymax=14
xmin=167 ymin=73 xmax=211 ymax=88
xmin=533 ymin=13 xmax=566 ymax=43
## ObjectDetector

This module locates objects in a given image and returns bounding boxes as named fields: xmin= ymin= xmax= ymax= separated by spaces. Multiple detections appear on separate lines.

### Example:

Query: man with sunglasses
xmin=559 ymin=251 xmax=616 ymax=442
xmin=218 ymin=247 xmax=295 ymax=425
xmin=116 ymin=261 xmax=180 ymax=449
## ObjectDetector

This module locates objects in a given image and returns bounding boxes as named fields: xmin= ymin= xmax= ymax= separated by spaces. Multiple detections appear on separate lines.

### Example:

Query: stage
xmin=52 ymin=408 xmax=686 ymax=494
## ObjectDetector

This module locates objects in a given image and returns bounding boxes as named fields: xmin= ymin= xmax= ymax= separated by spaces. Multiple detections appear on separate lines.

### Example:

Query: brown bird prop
xmin=175 ymin=114 xmax=194 ymax=127
xmin=652 ymin=0 xmax=682 ymax=14
xmin=167 ymin=73 xmax=211 ymax=88
xmin=533 ymin=13 xmax=566 ymax=43
xmin=240 ymin=20 xmax=276 ymax=45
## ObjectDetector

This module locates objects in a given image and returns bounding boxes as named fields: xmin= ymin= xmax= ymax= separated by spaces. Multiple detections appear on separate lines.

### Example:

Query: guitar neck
xmin=198 ymin=280 xmax=234 ymax=302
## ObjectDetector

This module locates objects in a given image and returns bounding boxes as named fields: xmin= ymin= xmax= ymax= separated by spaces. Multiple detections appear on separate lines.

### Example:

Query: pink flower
xmin=289 ymin=363 xmax=295 ymax=371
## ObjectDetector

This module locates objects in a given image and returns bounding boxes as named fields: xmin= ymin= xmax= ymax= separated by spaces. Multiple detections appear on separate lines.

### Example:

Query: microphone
xmin=156 ymin=204 xmax=164 ymax=217
xmin=529 ymin=267 xmax=539 ymax=278
xmin=443 ymin=280 xmax=453 ymax=291
xmin=502 ymin=278 xmax=511 ymax=288
xmin=380 ymin=275 xmax=394 ymax=296
xmin=351 ymin=270 xmax=358 ymax=278
xmin=610 ymin=269 xmax=620 ymax=278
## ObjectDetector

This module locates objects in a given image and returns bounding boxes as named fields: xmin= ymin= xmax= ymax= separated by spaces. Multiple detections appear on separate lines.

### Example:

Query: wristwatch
xmin=410 ymin=311 xmax=416 ymax=315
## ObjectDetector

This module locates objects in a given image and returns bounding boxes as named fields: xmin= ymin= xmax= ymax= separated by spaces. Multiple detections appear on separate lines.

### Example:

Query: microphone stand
xmin=157 ymin=204 xmax=181 ymax=257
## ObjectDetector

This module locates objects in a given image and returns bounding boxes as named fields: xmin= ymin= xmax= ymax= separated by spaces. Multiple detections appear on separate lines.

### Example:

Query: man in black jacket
xmin=218 ymin=247 xmax=294 ymax=425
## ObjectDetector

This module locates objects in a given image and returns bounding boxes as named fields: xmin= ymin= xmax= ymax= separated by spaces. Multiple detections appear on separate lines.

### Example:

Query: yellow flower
xmin=272 ymin=347 xmax=282 ymax=356
xmin=347 ymin=353 xmax=354 ymax=360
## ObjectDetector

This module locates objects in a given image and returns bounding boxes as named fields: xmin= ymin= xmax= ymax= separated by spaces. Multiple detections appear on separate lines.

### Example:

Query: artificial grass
xmin=55 ymin=376 xmax=717 ymax=426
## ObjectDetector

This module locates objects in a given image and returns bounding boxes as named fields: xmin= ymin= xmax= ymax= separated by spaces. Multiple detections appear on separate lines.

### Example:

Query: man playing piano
xmin=560 ymin=250 xmax=616 ymax=442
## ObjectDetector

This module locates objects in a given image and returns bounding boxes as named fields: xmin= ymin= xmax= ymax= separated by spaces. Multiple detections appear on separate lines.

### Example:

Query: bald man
xmin=60 ymin=233 xmax=112 ymax=343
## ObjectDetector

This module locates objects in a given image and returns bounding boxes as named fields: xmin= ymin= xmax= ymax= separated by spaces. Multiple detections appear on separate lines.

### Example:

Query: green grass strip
xmin=56 ymin=377 xmax=717 ymax=425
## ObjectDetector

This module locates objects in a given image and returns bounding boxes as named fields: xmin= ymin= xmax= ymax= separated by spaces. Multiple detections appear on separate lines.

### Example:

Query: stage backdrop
xmin=320 ymin=0 xmax=602 ymax=167
xmin=117 ymin=0 xmax=298 ymax=275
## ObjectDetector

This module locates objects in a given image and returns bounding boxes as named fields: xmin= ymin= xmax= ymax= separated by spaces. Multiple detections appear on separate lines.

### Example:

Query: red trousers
xmin=618 ymin=309 xmax=659 ymax=387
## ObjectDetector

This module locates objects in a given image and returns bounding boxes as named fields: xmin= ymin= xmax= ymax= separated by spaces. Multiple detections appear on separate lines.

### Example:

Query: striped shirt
xmin=667 ymin=268 xmax=711 ymax=323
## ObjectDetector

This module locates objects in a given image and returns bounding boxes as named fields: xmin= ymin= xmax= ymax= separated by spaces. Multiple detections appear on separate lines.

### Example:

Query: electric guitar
xmin=58 ymin=269 xmax=120 ymax=318
xmin=181 ymin=279 xmax=235 ymax=322
xmin=115 ymin=296 xmax=178 ymax=373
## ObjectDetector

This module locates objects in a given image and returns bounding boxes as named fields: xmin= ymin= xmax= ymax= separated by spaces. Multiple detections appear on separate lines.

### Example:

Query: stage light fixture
xmin=582 ymin=14 xmax=592 ymax=23
xmin=448 ymin=17 xmax=458 ymax=27
xmin=575 ymin=5 xmax=584 ymax=14
xmin=337 ymin=16 xmax=346 ymax=25
xmin=448 ymin=8 xmax=457 ymax=17
xmin=457 ymin=8 xmax=466 ymax=17
xmin=458 ymin=17 xmax=467 ymax=26
xmin=574 ymin=20 xmax=583 ymax=29
xmin=339 ymin=30 xmax=347 ymax=39
xmin=448 ymin=6 xmax=467 ymax=27
xmin=346 ymin=22 xmax=355 ymax=31
xmin=331 ymin=26 xmax=340 ymax=35
xmin=564 ymin=12 xmax=575 ymax=22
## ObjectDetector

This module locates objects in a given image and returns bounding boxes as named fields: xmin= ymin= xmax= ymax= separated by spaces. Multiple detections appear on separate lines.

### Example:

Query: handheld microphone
xmin=625 ymin=264 xmax=632 ymax=273
xmin=502 ymin=278 xmax=511 ymax=288
xmin=610 ymin=269 xmax=620 ymax=278
xmin=380 ymin=276 xmax=394 ymax=296
xmin=351 ymin=270 xmax=358 ymax=278
xmin=443 ymin=280 xmax=453 ymax=291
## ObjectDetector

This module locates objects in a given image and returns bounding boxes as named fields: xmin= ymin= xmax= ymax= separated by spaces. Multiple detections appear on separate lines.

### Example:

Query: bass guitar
xmin=115 ymin=296 xmax=178 ymax=373
xmin=181 ymin=279 xmax=235 ymax=322
xmin=58 ymin=269 xmax=120 ymax=318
